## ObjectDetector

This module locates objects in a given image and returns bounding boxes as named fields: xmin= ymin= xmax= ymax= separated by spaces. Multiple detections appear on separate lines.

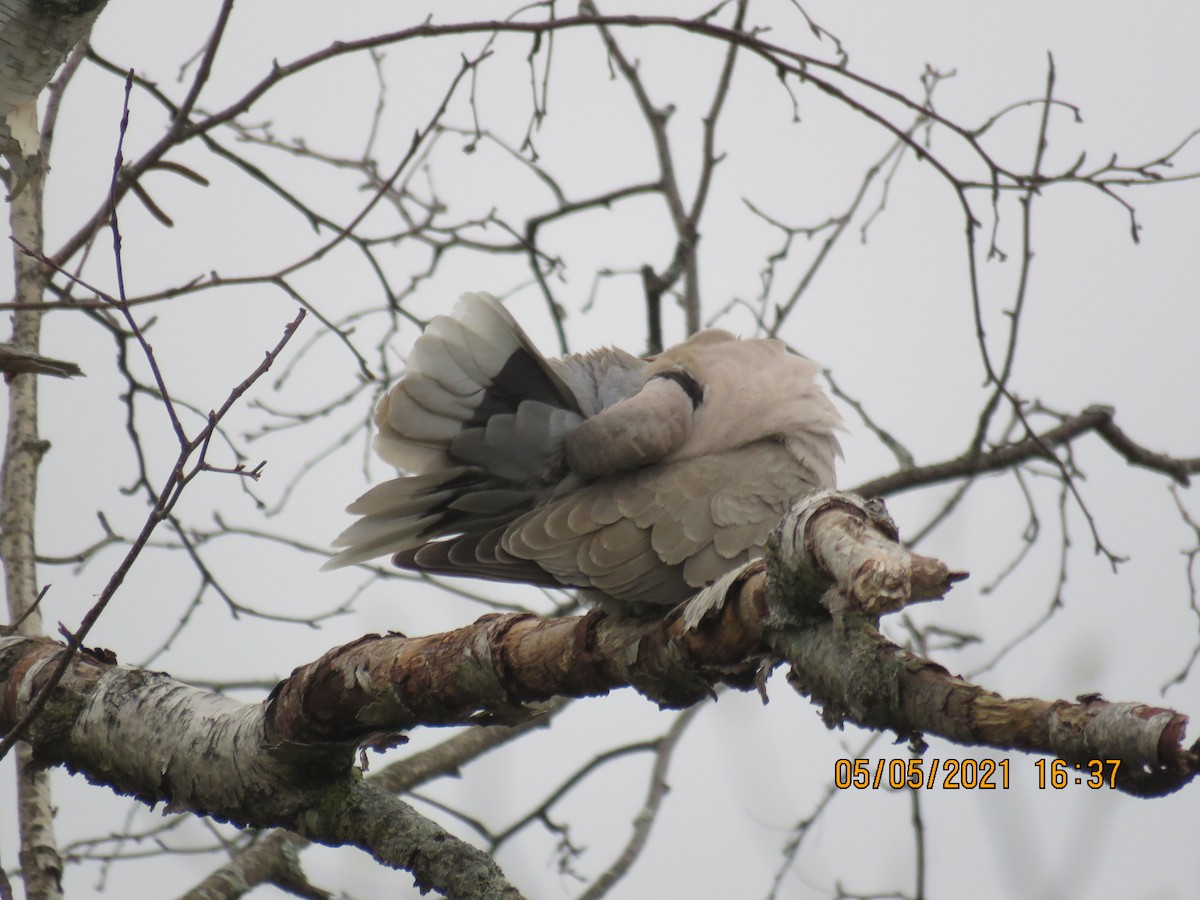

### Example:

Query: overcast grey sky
xmin=4 ymin=2 xmax=1200 ymax=897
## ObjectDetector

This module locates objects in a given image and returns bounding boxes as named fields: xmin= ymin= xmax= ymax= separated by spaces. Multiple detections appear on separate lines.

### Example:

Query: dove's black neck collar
xmin=653 ymin=370 xmax=704 ymax=409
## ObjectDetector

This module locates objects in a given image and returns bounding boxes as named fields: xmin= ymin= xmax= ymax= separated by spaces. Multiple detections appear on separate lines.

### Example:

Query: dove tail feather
xmin=323 ymin=467 xmax=539 ymax=570
xmin=374 ymin=293 xmax=580 ymax=475
xmin=392 ymin=529 xmax=558 ymax=587
xmin=330 ymin=294 xmax=592 ymax=570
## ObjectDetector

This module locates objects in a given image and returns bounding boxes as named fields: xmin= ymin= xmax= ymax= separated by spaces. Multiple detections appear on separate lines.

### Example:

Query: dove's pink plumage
xmin=326 ymin=293 xmax=842 ymax=611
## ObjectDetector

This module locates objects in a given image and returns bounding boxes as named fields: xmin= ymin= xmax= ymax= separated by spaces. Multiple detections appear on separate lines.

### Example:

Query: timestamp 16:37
xmin=1034 ymin=758 xmax=1122 ymax=789
xmin=832 ymin=757 xmax=1124 ymax=790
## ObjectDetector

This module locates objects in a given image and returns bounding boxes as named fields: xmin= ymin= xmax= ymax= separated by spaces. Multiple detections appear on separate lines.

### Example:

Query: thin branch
xmin=0 ymin=307 xmax=304 ymax=763
xmin=578 ymin=704 xmax=702 ymax=900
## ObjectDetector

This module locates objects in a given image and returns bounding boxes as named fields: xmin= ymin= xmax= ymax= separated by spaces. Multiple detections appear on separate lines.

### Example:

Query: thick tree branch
xmin=3 ymin=491 xmax=1184 ymax=892
xmin=264 ymin=493 xmax=1198 ymax=797
xmin=777 ymin=611 xmax=1197 ymax=798
xmin=854 ymin=405 xmax=1200 ymax=500
xmin=181 ymin=703 xmax=569 ymax=900
xmin=0 ymin=637 xmax=521 ymax=899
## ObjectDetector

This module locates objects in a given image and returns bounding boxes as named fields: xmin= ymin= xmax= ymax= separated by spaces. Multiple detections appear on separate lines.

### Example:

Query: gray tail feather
xmin=326 ymin=294 xmax=585 ymax=570
xmin=323 ymin=467 xmax=539 ymax=570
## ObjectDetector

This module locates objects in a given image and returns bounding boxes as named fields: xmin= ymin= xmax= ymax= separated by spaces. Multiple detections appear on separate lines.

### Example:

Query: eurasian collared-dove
xmin=325 ymin=293 xmax=843 ymax=612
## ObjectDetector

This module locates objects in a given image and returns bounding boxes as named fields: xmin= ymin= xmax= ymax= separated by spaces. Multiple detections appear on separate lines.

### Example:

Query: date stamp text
xmin=833 ymin=757 xmax=1122 ymax=790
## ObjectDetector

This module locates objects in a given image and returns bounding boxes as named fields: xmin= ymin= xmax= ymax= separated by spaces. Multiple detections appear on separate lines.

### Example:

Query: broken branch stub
xmin=765 ymin=491 xmax=967 ymax=622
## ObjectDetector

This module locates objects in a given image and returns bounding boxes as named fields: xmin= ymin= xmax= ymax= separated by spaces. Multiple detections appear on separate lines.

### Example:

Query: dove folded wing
xmin=499 ymin=442 xmax=818 ymax=607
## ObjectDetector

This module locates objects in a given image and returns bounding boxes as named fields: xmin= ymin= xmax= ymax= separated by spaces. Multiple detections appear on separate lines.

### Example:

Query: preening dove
xmin=325 ymin=293 xmax=843 ymax=612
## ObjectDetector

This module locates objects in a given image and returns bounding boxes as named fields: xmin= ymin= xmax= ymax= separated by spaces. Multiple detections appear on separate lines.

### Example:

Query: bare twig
xmin=578 ymin=704 xmax=702 ymax=900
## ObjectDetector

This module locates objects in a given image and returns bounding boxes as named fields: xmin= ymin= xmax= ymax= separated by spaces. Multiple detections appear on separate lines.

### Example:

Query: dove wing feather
xmin=498 ymin=442 xmax=820 ymax=607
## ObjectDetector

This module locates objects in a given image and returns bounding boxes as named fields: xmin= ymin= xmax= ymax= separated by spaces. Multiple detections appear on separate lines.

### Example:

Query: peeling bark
xmin=774 ymin=620 xmax=1195 ymax=796
xmin=2 ymin=73 xmax=61 ymax=900
xmin=265 ymin=594 xmax=768 ymax=749
xmin=0 ymin=491 xmax=1188 ymax=886
xmin=0 ymin=0 xmax=107 ymax=161
xmin=262 ymin=494 xmax=1199 ymax=796
xmin=2 ymin=5 xmax=108 ymax=895
xmin=0 ymin=638 xmax=521 ymax=898
xmin=181 ymin=710 xmax=564 ymax=900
